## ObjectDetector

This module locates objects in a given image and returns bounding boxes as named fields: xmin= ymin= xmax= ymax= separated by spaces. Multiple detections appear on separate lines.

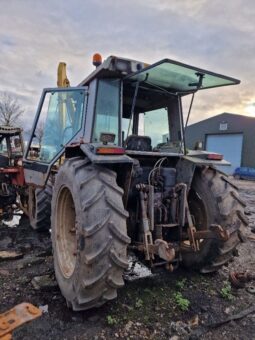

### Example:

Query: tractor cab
xmin=24 ymin=55 xmax=239 ymax=187
xmin=0 ymin=126 xmax=23 ymax=167
xmin=0 ymin=125 xmax=24 ymax=168
xmin=80 ymin=55 xmax=239 ymax=153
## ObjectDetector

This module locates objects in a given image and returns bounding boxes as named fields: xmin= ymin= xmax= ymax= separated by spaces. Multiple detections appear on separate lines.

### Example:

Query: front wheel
xmin=28 ymin=178 xmax=52 ymax=231
xmin=51 ymin=157 xmax=130 ymax=311
xmin=182 ymin=166 xmax=248 ymax=273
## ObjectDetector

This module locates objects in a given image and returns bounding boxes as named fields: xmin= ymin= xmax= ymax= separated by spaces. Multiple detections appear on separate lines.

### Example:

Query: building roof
xmin=188 ymin=112 xmax=255 ymax=128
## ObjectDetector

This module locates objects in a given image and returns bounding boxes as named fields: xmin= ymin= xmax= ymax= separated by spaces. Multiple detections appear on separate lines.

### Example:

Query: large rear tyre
xmin=182 ymin=167 xmax=248 ymax=273
xmin=28 ymin=178 xmax=52 ymax=231
xmin=51 ymin=157 xmax=130 ymax=311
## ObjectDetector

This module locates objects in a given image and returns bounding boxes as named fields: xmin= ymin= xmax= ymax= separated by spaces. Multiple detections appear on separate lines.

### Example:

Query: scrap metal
xmin=0 ymin=303 xmax=42 ymax=339
xmin=229 ymin=271 xmax=255 ymax=288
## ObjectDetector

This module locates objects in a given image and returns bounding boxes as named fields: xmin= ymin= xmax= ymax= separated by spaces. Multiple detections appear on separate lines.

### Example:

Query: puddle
xmin=125 ymin=255 xmax=153 ymax=281
xmin=3 ymin=211 xmax=23 ymax=228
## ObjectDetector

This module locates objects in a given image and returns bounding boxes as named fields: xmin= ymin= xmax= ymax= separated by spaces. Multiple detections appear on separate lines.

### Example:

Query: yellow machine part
xmin=0 ymin=303 xmax=42 ymax=339
xmin=57 ymin=62 xmax=70 ymax=88
xmin=57 ymin=62 xmax=70 ymax=130
xmin=56 ymin=62 xmax=76 ymax=131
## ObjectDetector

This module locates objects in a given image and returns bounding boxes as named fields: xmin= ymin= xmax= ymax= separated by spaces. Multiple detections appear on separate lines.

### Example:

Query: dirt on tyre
xmin=28 ymin=178 xmax=52 ymax=231
xmin=182 ymin=166 xmax=248 ymax=273
xmin=51 ymin=157 xmax=130 ymax=311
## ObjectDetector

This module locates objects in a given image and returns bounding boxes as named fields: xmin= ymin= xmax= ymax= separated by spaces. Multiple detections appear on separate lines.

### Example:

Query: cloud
xmin=0 ymin=0 xmax=254 ymax=129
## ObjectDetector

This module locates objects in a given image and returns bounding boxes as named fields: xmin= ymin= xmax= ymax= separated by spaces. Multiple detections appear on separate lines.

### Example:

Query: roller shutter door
xmin=206 ymin=134 xmax=243 ymax=174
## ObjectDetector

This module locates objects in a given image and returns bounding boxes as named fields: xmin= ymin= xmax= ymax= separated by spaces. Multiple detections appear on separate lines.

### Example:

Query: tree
xmin=0 ymin=92 xmax=24 ymax=126
xmin=35 ymin=121 xmax=45 ymax=147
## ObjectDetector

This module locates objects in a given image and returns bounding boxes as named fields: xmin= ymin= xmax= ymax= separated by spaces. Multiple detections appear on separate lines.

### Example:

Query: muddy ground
xmin=0 ymin=179 xmax=255 ymax=340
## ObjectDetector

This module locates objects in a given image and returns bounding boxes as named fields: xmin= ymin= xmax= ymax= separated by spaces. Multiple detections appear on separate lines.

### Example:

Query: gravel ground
xmin=0 ymin=178 xmax=254 ymax=339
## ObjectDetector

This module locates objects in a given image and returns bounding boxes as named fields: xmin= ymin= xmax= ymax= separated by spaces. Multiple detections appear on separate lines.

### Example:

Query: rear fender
xmin=80 ymin=144 xmax=133 ymax=206
xmin=176 ymin=155 xmax=227 ymax=190
xmin=80 ymin=144 xmax=133 ymax=165
xmin=185 ymin=150 xmax=231 ymax=166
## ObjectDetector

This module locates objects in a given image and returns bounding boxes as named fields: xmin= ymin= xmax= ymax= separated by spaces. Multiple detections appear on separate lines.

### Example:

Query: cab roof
xmin=0 ymin=126 xmax=22 ymax=136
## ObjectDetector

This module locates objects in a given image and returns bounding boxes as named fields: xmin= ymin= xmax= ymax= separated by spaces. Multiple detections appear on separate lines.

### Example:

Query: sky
xmin=0 ymin=0 xmax=255 ymax=129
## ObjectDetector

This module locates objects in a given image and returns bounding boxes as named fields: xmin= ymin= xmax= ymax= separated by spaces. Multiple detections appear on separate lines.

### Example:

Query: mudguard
xmin=80 ymin=144 xmax=133 ymax=164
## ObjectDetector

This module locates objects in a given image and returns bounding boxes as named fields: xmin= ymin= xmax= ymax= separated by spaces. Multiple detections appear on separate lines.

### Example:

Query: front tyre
xmin=28 ymin=178 xmax=52 ymax=231
xmin=51 ymin=157 xmax=130 ymax=311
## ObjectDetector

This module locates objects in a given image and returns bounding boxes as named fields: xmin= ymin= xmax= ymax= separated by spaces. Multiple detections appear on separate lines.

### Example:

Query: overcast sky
xmin=0 ymin=0 xmax=254 ymax=128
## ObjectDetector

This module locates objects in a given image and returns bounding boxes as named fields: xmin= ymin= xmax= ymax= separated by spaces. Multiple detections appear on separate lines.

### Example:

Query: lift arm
xmin=57 ymin=62 xmax=70 ymax=88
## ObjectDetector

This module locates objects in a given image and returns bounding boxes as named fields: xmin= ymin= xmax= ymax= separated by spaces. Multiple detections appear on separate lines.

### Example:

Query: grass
xmin=176 ymin=278 xmax=187 ymax=290
xmin=173 ymin=292 xmax=190 ymax=311
xmin=106 ymin=315 xmax=118 ymax=326
xmin=135 ymin=298 xmax=143 ymax=308
xmin=220 ymin=282 xmax=234 ymax=300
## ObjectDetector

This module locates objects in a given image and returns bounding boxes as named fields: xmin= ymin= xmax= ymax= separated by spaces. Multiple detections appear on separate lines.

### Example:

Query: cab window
xmin=92 ymin=79 xmax=120 ymax=144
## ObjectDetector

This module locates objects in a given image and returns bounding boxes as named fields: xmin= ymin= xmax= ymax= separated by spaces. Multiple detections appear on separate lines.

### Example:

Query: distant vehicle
xmin=233 ymin=167 xmax=255 ymax=180
xmin=0 ymin=126 xmax=25 ymax=221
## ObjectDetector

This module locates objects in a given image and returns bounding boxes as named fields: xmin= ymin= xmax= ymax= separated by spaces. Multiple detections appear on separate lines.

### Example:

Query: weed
xmin=144 ymin=315 xmax=149 ymax=322
xmin=176 ymin=278 xmax=187 ymax=290
xmin=220 ymin=282 xmax=234 ymax=300
xmin=144 ymin=288 xmax=153 ymax=294
xmin=106 ymin=315 xmax=118 ymax=326
xmin=173 ymin=292 xmax=190 ymax=311
xmin=135 ymin=298 xmax=144 ymax=308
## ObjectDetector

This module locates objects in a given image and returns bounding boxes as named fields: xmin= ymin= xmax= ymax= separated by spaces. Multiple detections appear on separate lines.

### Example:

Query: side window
xmin=92 ymin=79 xmax=120 ymax=144
xmin=27 ymin=89 xmax=86 ymax=163
xmin=0 ymin=138 xmax=7 ymax=155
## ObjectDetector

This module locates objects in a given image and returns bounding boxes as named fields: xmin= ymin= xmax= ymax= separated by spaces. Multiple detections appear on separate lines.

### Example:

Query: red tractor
xmin=0 ymin=126 xmax=25 ymax=221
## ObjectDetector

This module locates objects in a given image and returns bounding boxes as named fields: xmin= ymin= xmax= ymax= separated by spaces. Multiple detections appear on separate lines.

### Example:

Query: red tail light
xmin=207 ymin=153 xmax=223 ymax=160
xmin=96 ymin=147 xmax=125 ymax=155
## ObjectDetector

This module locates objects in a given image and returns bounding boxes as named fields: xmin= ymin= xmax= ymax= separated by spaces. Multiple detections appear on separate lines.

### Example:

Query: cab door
xmin=23 ymin=87 xmax=87 ymax=186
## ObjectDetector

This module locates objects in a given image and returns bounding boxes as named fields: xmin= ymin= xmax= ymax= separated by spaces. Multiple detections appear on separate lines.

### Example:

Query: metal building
xmin=185 ymin=112 xmax=255 ymax=174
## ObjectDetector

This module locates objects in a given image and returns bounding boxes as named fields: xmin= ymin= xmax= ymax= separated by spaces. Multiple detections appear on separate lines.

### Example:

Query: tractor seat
xmin=125 ymin=135 xmax=152 ymax=151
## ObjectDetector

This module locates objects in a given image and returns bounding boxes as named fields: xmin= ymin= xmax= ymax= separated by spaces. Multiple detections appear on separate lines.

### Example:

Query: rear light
xmin=96 ymin=147 xmax=125 ymax=155
xmin=207 ymin=153 xmax=223 ymax=160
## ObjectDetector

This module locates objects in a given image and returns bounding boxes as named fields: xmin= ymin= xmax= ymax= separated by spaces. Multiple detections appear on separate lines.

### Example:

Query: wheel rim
xmin=55 ymin=186 xmax=77 ymax=278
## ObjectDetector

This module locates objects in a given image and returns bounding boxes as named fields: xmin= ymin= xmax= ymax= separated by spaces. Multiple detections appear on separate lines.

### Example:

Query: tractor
xmin=23 ymin=55 xmax=248 ymax=310
xmin=0 ymin=126 xmax=25 ymax=221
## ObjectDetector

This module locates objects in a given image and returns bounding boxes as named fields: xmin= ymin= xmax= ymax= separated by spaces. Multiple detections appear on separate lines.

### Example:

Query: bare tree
xmin=0 ymin=92 xmax=24 ymax=126
xmin=35 ymin=121 xmax=45 ymax=147
xmin=27 ymin=121 xmax=45 ymax=148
